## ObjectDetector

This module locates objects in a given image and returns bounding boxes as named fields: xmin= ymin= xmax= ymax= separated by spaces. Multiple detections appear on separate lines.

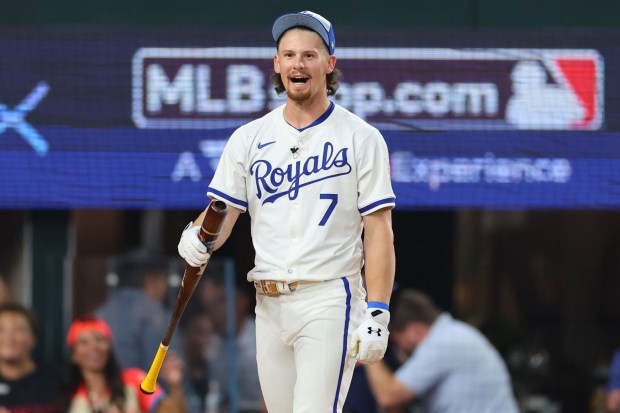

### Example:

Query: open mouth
xmin=290 ymin=76 xmax=309 ymax=84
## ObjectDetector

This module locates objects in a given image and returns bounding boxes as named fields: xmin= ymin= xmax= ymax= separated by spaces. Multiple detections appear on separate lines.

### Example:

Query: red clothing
xmin=70 ymin=368 xmax=164 ymax=413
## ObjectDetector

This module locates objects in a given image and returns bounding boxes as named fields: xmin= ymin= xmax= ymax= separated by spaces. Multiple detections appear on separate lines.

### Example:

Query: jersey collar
xmin=293 ymin=101 xmax=335 ymax=132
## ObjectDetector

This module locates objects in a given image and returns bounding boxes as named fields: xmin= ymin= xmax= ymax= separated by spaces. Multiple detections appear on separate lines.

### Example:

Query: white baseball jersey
xmin=207 ymin=102 xmax=395 ymax=282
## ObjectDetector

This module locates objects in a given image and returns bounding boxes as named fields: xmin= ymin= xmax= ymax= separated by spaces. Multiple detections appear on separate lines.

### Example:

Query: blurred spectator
xmin=607 ymin=348 xmax=620 ymax=412
xmin=0 ymin=302 xmax=59 ymax=413
xmin=195 ymin=261 xmax=265 ymax=412
xmin=59 ymin=314 xmax=187 ymax=413
xmin=96 ymin=251 xmax=173 ymax=371
xmin=0 ymin=276 xmax=12 ymax=305
xmin=364 ymin=289 xmax=519 ymax=413
xmin=179 ymin=307 xmax=215 ymax=413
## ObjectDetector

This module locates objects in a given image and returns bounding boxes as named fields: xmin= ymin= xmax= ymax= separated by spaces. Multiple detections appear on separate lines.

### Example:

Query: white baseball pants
xmin=254 ymin=274 xmax=366 ymax=413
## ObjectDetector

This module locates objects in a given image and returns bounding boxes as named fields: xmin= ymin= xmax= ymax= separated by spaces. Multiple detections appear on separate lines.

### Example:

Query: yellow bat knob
xmin=140 ymin=344 xmax=169 ymax=394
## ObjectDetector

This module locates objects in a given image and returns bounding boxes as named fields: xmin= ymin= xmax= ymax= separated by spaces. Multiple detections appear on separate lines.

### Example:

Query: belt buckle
xmin=261 ymin=280 xmax=280 ymax=296
xmin=254 ymin=280 xmax=299 ymax=296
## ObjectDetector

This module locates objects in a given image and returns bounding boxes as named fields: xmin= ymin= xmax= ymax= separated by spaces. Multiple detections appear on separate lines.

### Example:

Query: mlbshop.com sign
xmin=132 ymin=47 xmax=603 ymax=131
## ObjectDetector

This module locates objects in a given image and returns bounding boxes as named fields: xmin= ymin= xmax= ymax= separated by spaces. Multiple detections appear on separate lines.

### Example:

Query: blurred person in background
xmin=0 ymin=276 xmax=12 ymax=306
xmin=96 ymin=251 xmax=174 ymax=372
xmin=178 ymin=306 xmax=215 ymax=413
xmin=364 ymin=289 xmax=519 ymax=413
xmin=0 ymin=302 xmax=59 ymax=413
xmin=606 ymin=348 xmax=620 ymax=412
xmin=59 ymin=314 xmax=187 ymax=413
xmin=194 ymin=262 xmax=265 ymax=413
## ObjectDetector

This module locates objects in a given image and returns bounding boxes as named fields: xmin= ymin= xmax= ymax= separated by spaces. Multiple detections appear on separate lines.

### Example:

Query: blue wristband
xmin=368 ymin=301 xmax=389 ymax=311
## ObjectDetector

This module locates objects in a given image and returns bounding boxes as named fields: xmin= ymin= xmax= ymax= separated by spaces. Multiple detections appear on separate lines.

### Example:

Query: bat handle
xmin=140 ymin=343 xmax=169 ymax=394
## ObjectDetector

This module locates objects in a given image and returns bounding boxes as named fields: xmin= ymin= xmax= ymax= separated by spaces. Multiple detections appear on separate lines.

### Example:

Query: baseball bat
xmin=140 ymin=199 xmax=228 ymax=394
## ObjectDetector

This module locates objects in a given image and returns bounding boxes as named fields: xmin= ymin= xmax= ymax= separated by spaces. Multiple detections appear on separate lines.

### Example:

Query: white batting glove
xmin=177 ymin=222 xmax=211 ymax=268
xmin=350 ymin=307 xmax=390 ymax=364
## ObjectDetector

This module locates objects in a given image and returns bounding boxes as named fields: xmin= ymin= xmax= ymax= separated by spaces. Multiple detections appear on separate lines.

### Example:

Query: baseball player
xmin=177 ymin=10 xmax=396 ymax=413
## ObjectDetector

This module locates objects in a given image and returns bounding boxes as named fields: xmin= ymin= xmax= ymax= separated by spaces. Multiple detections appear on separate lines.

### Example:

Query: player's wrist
xmin=367 ymin=301 xmax=389 ymax=311
xmin=364 ymin=304 xmax=390 ymax=328
xmin=183 ymin=221 xmax=197 ymax=231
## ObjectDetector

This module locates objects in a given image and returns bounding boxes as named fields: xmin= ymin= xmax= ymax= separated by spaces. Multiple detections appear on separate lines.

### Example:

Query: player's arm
xmin=349 ymin=206 xmax=395 ymax=364
xmin=178 ymin=203 xmax=242 ymax=267
xmin=365 ymin=361 xmax=415 ymax=409
xmin=190 ymin=203 xmax=242 ymax=251
xmin=362 ymin=206 xmax=395 ymax=304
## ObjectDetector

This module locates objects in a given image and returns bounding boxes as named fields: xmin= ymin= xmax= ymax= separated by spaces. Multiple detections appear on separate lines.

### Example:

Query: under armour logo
xmin=367 ymin=327 xmax=382 ymax=336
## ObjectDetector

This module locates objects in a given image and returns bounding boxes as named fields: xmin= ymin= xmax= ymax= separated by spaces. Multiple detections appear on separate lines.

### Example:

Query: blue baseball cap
xmin=272 ymin=11 xmax=336 ymax=55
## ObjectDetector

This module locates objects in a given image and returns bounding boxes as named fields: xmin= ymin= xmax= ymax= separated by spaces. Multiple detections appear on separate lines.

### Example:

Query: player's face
xmin=274 ymin=29 xmax=336 ymax=103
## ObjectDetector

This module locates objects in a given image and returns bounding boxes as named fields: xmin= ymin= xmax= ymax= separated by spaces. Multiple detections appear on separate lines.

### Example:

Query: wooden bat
xmin=140 ymin=199 xmax=228 ymax=394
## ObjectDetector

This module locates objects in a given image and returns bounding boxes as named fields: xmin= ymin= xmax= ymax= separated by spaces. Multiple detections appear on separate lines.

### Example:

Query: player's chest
xmin=246 ymin=133 xmax=355 ymax=204
xmin=248 ymin=130 xmax=353 ymax=173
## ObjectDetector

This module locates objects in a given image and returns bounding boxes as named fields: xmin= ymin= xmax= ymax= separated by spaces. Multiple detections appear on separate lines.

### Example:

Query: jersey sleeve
xmin=122 ymin=368 xmax=165 ymax=413
xmin=207 ymin=128 xmax=249 ymax=212
xmin=356 ymin=128 xmax=396 ymax=216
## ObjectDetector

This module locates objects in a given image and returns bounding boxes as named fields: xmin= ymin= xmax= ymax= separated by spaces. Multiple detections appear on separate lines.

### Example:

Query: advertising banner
xmin=0 ymin=28 xmax=618 ymax=209
xmin=133 ymin=47 xmax=604 ymax=131
xmin=2 ymin=127 xmax=619 ymax=209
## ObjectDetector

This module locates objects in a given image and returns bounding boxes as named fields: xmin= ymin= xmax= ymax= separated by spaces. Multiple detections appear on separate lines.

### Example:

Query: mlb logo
xmin=506 ymin=50 xmax=603 ymax=130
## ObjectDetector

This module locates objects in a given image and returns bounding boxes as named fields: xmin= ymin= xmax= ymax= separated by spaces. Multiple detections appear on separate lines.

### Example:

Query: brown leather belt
xmin=254 ymin=280 xmax=299 ymax=296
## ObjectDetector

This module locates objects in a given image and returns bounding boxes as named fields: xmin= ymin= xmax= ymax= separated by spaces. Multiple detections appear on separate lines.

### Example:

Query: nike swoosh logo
xmin=258 ymin=141 xmax=275 ymax=149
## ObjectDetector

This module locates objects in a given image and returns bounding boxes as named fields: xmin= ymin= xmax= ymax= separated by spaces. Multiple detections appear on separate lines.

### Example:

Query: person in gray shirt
xmin=96 ymin=251 xmax=173 ymax=372
xmin=364 ymin=289 xmax=519 ymax=413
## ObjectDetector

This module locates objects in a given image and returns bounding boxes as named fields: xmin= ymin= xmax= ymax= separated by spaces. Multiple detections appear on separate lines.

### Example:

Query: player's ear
xmin=274 ymin=54 xmax=281 ymax=74
xmin=326 ymin=55 xmax=336 ymax=74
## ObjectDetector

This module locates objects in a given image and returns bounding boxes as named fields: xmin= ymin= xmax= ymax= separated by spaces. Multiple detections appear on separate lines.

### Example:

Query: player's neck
xmin=284 ymin=96 xmax=331 ymax=130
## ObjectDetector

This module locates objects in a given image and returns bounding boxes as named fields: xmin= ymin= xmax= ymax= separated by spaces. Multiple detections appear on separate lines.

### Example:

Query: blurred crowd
xmin=1 ymin=252 xmax=620 ymax=413
xmin=0 ymin=253 xmax=266 ymax=413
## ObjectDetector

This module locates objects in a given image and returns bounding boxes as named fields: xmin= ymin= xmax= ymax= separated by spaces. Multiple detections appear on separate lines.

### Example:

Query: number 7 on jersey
xmin=319 ymin=193 xmax=338 ymax=226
